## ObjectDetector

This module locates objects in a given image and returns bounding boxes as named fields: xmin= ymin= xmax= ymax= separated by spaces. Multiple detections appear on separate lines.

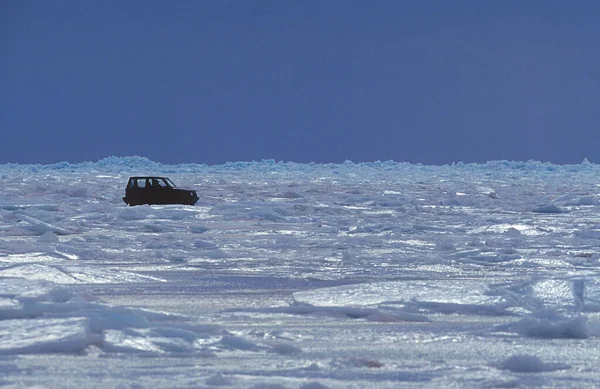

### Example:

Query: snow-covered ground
xmin=2 ymin=156 xmax=600 ymax=388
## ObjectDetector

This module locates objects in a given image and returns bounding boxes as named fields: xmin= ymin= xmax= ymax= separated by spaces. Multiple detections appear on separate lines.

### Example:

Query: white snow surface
xmin=2 ymin=156 xmax=600 ymax=387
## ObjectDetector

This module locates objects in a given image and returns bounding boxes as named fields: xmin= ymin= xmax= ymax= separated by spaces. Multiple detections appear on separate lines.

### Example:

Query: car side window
xmin=138 ymin=179 xmax=146 ymax=188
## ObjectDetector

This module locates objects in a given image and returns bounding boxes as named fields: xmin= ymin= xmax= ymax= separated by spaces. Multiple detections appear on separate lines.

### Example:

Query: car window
xmin=137 ymin=179 xmax=146 ymax=188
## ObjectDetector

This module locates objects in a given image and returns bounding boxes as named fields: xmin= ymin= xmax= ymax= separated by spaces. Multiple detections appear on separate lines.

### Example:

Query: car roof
xmin=128 ymin=176 xmax=168 ymax=180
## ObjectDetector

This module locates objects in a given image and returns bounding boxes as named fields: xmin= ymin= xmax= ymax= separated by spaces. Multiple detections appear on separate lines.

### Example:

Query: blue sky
xmin=2 ymin=1 xmax=600 ymax=165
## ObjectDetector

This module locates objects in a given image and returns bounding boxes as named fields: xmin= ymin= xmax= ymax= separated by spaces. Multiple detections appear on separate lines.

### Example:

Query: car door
xmin=137 ymin=178 xmax=151 ymax=204
xmin=156 ymin=178 xmax=172 ymax=204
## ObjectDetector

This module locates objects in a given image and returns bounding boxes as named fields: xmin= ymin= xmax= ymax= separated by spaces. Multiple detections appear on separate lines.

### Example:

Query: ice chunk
xmin=14 ymin=213 xmax=77 ymax=235
xmin=220 ymin=335 xmax=259 ymax=351
xmin=224 ymin=305 xmax=430 ymax=322
xmin=117 ymin=208 xmax=148 ymax=221
xmin=532 ymin=205 xmax=564 ymax=214
xmin=39 ymin=231 xmax=59 ymax=243
xmin=190 ymin=225 xmax=209 ymax=234
xmin=300 ymin=383 xmax=331 ymax=389
xmin=492 ymin=310 xmax=589 ymax=339
xmin=499 ymin=355 xmax=570 ymax=372
xmin=293 ymin=280 xmax=507 ymax=314
xmin=271 ymin=342 xmax=302 ymax=355
xmin=0 ymin=264 xmax=80 ymax=285
xmin=103 ymin=327 xmax=195 ymax=354
xmin=0 ymin=263 xmax=165 ymax=285
xmin=0 ymin=317 xmax=90 ymax=355
xmin=194 ymin=239 xmax=218 ymax=250
xmin=205 ymin=373 xmax=233 ymax=386
xmin=530 ymin=279 xmax=584 ymax=310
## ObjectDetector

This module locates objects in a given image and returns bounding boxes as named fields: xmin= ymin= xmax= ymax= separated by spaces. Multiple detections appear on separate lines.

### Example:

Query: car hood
xmin=174 ymin=187 xmax=198 ymax=193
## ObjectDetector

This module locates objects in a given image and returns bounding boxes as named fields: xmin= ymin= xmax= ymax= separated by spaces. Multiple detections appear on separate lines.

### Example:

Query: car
xmin=122 ymin=176 xmax=199 ymax=206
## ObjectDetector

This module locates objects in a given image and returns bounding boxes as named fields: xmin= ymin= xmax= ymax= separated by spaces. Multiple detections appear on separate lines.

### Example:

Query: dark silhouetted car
xmin=122 ymin=177 xmax=199 ymax=206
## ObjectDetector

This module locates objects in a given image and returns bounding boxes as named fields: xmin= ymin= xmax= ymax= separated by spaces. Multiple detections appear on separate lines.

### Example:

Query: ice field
xmin=2 ymin=156 xmax=600 ymax=388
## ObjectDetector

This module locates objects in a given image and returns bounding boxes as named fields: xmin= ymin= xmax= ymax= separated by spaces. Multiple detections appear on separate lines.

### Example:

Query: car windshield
xmin=162 ymin=178 xmax=176 ymax=188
